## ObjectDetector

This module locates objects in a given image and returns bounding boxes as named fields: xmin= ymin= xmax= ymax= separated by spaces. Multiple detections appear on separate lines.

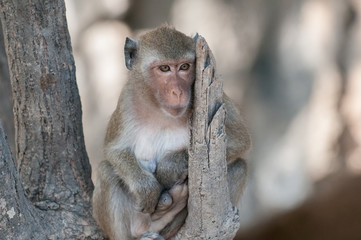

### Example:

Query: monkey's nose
xmin=171 ymin=88 xmax=182 ymax=98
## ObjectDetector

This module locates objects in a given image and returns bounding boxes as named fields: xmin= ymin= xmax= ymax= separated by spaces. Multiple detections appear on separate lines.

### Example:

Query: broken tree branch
xmin=176 ymin=36 xmax=240 ymax=240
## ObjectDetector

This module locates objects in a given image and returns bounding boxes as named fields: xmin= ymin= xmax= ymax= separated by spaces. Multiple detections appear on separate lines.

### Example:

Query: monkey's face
xmin=147 ymin=59 xmax=195 ymax=117
xmin=124 ymin=26 xmax=197 ymax=118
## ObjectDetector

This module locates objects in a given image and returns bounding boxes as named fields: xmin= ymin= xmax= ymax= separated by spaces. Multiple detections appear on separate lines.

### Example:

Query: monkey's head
xmin=124 ymin=25 xmax=197 ymax=118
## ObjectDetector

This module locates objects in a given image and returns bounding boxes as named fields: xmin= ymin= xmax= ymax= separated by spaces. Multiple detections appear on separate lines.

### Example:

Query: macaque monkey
xmin=92 ymin=25 xmax=251 ymax=240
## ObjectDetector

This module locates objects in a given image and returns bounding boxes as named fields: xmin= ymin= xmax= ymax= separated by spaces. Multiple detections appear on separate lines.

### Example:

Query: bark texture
xmin=0 ymin=0 xmax=103 ymax=239
xmin=0 ymin=23 xmax=14 ymax=152
xmin=176 ymin=36 xmax=240 ymax=240
xmin=0 ymin=121 xmax=45 ymax=239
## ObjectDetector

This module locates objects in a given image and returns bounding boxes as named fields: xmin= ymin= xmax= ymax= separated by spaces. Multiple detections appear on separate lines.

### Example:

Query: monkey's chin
xmin=161 ymin=107 xmax=187 ymax=118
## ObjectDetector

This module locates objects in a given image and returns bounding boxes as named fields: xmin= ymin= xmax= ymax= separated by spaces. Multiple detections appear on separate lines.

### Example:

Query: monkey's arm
xmin=224 ymin=94 xmax=251 ymax=162
xmin=105 ymin=149 xmax=162 ymax=213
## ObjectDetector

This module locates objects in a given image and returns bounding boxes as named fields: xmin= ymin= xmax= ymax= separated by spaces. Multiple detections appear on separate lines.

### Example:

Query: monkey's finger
xmin=169 ymin=182 xmax=188 ymax=201
xmin=179 ymin=183 xmax=188 ymax=198
xmin=175 ymin=173 xmax=188 ymax=185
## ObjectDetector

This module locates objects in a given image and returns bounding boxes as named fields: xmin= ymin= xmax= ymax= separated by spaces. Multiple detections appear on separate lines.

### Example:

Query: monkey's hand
xmin=147 ymin=179 xmax=188 ymax=234
xmin=152 ymin=177 xmax=188 ymax=221
xmin=131 ymin=172 xmax=162 ymax=213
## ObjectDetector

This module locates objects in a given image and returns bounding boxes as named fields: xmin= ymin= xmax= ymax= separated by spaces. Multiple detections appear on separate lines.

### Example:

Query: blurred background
xmin=2 ymin=0 xmax=360 ymax=238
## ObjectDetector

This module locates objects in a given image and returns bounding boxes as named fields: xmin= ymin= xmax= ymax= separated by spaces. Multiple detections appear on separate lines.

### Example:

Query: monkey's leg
xmin=227 ymin=158 xmax=248 ymax=205
xmin=94 ymin=161 xmax=164 ymax=240
xmin=93 ymin=161 xmax=134 ymax=239
xmin=155 ymin=149 xmax=188 ymax=189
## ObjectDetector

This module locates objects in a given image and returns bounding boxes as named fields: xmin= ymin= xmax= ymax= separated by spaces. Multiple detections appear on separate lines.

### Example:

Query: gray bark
xmin=0 ymin=120 xmax=46 ymax=239
xmin=176 ymin=36 xmax=240 ymax=240
xmin=0 ymin=23 xmax=14 ymax=153
xmin=0 ymin=0 xmax=103 ymax=239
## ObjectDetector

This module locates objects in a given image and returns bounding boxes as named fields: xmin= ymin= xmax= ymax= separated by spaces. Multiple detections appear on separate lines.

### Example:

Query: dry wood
xmin=176 ymin=36 xmax=240 ymax=240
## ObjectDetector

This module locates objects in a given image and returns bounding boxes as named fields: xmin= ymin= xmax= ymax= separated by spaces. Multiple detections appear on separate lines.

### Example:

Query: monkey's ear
xmin=124 ymin=37 xmax=138 ymax=70
xmin=193 ymin=33 xmax=199 ymax=42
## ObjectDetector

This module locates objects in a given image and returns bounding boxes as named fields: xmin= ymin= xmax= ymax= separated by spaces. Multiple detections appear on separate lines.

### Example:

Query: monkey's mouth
xmin=161 ymin=104 xmax=188 ymax=118
xmin=161 ymin=96 xmax=190 ymax=110
xmin=163 ymin=104 xmax=188 ymax=110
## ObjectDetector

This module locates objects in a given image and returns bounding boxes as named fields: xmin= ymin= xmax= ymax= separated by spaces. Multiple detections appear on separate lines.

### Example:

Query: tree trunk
xmin=0 ymin=0 xmax=103 ymax=239
xmin=176 ymin=36 xmax=240 ymax=240
xmin=0 ymin=23 xmax=14 ymax=153
xmin=0 ymin=120 xmax=47 ymax=239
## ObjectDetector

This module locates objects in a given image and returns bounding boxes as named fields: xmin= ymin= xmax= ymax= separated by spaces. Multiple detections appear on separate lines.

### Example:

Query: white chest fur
xmin=134 ymin=126 xmax=188 ymax=172
xmin=114 ymin=123 xmax=188 ymax=173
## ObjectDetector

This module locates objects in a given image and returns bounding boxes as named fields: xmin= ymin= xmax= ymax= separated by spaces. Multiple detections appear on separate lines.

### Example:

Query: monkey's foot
xmin=139 ymin=232 xmax=164 ymax=240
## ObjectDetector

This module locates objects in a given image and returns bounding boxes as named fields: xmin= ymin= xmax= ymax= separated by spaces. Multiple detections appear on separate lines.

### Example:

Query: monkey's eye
xmin=179 ymin=63 xmax=190 ymax=71
xmin=159 ymin=65 xmax=170 ymax=72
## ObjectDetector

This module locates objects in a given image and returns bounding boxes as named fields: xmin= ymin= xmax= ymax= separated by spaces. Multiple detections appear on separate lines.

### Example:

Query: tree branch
xmin=176 ymin=36 xmax=240 ymax=239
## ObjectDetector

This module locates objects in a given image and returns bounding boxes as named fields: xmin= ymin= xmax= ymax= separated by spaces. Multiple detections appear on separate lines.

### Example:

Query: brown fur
xmin=140 ymin=25 xmax=195 ymax=60
xmin=92 ymin=25 xmax=251 ymax=240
